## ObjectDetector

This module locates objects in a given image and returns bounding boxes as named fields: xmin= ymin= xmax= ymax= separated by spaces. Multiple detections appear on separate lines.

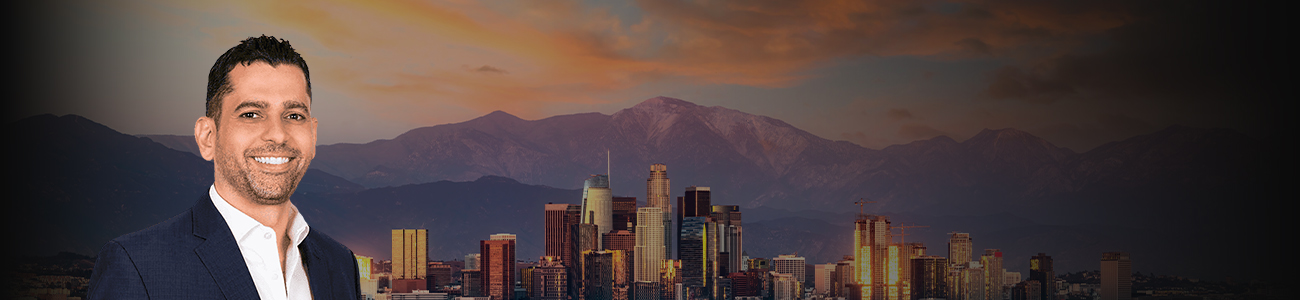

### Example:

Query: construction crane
xmin=853 ymin=198 xmax=875 ymax=220
xmin=895 ymin=223 xmax=930 ymax=258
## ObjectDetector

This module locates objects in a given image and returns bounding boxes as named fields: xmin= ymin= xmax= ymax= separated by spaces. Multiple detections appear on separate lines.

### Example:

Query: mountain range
xmin=8 ymin=97 xmax=1281 ymax=282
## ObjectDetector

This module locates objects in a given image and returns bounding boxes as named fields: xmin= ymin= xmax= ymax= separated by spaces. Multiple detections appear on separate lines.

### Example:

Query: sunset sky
xmin=13 ymin=0 xmax=1273 ymax=151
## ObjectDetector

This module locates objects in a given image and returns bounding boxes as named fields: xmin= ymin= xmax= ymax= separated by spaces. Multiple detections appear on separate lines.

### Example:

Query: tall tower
xmin=545 ymin=203 xmax=582 ymax=267
xmin=854 ymin=215 xmax=891 ymax=300
xmin=911 ymin=256 xmax=948 ymax=300
xmin=980 ymin=249 xmax=1004 ymax=300
xmin=1030 ymin=253 xmax=1056 ymax=300
xmin=481 ymin=233 xmax=517 ymax=300
xmin=1101 ymin=252 xmax=1131 ymax=300
xmin=582 ymin=174 xmax=613 ymax=237
xmin=948 ymin=233 xmax=973 ymax=266
xmin=711 ymin=205 xmax=742 ymax=275
xmin=647 ymin=164 xmax=672 ymax=258
xmin=773 ymin=254 xmax=807 ymax=284
xmin=391 ymin=229 xmax=428 ymax=280
xmin=634 ymin=207 xmax=666 ymax=283
xmin=678 ymin=216 xmax=716 ymax=299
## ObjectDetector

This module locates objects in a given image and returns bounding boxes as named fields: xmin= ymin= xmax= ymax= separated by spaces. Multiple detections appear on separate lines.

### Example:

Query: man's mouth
xmin=253 ymin=156 xmax=292 ymax=165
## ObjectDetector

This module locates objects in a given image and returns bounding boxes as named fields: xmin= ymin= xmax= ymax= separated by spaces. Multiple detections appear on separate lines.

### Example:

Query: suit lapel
xmin=192 ymin=195 xmax=261 ymax=300
xmin=300 ymin=231 xmax=331 ymax=298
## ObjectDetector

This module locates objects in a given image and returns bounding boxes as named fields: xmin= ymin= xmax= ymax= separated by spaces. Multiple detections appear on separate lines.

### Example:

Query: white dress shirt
xmin=210 ymin=185 xmax=313 ymax=300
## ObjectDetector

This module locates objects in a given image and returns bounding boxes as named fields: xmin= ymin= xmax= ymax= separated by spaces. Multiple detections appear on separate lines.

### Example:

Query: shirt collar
xmin=209 ymin=185 xmax=311 ymax=245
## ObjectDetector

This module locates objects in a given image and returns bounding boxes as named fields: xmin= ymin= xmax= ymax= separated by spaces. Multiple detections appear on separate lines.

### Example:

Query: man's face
xmin=208 ymin=62 xmax=316 ymax=205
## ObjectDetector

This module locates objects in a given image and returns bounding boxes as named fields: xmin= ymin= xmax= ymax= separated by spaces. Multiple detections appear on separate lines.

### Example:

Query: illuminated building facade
xmin=911 ymin=255 xmax=948 ymax=300
xmin=545 ymin=203 xmax=582 ymax=267
xmin=773 ymin=272 xmax=798 ymax=300
xmin=981 ymin=250 xmax=1004 ymax=300
xmin=948 ymin=233 xmax=972 ymax=266
xmin=678 ymin=216 xmax=716 ymax=299
xmin=854 ymin=215 xmax=891 ymax=300
xmin=711 ymin=205 xmax=742 ymax=275
xmin=635 ymin=207 xmax=666 ymax=282
xmin=428 ymin=262 xmax=454 ymax=289
xmin=531 ymin=257 xmax=568 ymax=300
xmin=571 ymin=223 xmax=599 ymax=300
xmin=660 ymin=259 xmax=682 ymax=300
xmin=582 ymin=250 xmax=632 ymax=300
xmin=834 ymin=257 xmax=854 ymax=298
xmin=1101 ymin=252 xmax=1131 ymax=300
xmin=773 ymin=254 xmax=806 ymax=284
xmin=677 ymin=186 xmax=711 ymax=248
xmin=481 ymin=234 xmax=516 ymax=300
xmin=647 ymin=164 xmax=672 ymax=259
xmin=583 ymin=174 xmax=613 ymax=238
xmin=392 ymin=229 xmax=428 ymax=281
xmin=356 ymin=255 xmax=378 ymax=299
xmin=1030 ymin=253 xmax=1055 ymax=300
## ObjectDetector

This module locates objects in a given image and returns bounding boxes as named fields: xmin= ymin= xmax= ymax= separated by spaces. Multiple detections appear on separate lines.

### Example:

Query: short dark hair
xmin=205 ymin=35 xmax=311 ymax=123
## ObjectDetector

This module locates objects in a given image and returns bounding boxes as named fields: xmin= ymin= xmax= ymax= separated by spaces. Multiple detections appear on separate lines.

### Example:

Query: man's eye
xmin=287 ymin=114 xmax=305 ymax=120
xmin=241 ymin=112 xmax=259 ymax=118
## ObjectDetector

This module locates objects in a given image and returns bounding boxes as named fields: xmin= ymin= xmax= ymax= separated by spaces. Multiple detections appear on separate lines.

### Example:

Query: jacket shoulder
xmin=110 ymin=207 xmax=196 ymax=250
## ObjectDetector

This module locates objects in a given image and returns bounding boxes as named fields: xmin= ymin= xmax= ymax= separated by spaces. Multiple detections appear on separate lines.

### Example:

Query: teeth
xmin=254 ymin=157 xmax=290 ymax=165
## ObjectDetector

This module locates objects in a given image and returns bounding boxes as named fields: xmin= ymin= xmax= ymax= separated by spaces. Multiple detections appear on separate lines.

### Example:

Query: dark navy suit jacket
xmin=86 ymin=195 xmax=360 ymax=299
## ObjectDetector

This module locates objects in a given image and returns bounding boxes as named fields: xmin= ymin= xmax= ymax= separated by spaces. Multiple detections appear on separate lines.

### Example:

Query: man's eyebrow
xmin=284 ymin=100 xmax=309 ymax=113
xmin=234 ymin=101 xmax=267 ymax=111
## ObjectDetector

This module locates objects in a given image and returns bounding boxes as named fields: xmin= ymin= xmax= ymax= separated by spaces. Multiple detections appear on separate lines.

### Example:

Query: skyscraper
xmin=582 ymin=174 xmax=613 ymax=237
xmin=712 ymin=205 xmax=742 ymax=275
xmin=815 ymin=263 xmax=836 ymax=295
xmin=773 ymin=254 xmax=807 ymax=285
xmin=612 ymin=196 xmax=638 ymax=231
xmin=647 ymin=164 xmax=672 ymax=259
xmin=392 ymin=229 xmax=428 ymax=293
xmin=482 ymin=234 xmax=517 ymax=300
xmin=1101 ymin=252 xmax=1131 ymax=300
xmin=678 ymin=216 xmax=715 ymax=299
xmin=545 ymin=203 xmax=582 ymax=267
xmin=531 ymin=257 xmax=568 ymax=300
xmin=635 ymin=207 xmax=666 ymax=283
xmin=603 ymin=230 xmax=636 ymax=252
xmin=854 ymin=215 xmax=890 ymax=300
xmin=1030 ymin=253 xmax=1055 ymax=300
xmin=980 ymin=250 xmax=1004 ymax=300
xmin=912 ymin=255 xmax=948 ymax=300
xmin=948 ymin=233 xmax=972 ymax=266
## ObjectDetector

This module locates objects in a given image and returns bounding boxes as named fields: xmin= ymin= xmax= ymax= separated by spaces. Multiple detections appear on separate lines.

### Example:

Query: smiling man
xmin=87 ymin=36 xmax=360 ymax=299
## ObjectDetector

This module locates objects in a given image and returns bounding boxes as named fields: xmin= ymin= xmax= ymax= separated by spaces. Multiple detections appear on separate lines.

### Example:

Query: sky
xmin=11 ymin=0 xmax=1277 ymax=152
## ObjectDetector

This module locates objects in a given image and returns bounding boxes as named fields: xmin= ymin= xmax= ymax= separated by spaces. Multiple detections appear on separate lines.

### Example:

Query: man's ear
xmin=195 ymin=116 xmax=216 ymax=161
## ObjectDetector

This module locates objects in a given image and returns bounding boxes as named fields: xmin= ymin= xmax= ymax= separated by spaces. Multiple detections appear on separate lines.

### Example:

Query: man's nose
xmin=262 ymin=116 xmax=288 ymax=144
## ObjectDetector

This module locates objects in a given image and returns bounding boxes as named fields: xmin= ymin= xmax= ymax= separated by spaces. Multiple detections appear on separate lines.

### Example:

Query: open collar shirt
xmin=209 ymin=185 xmax=313 ymax=300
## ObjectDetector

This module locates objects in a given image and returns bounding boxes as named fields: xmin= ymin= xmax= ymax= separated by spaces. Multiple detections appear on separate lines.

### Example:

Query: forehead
xmin=222 ymin=62 xmax=310 ymax=110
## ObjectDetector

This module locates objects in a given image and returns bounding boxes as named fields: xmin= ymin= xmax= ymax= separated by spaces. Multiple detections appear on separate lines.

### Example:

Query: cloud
xmin=983 ymin=65 xmax=1074 ymax=103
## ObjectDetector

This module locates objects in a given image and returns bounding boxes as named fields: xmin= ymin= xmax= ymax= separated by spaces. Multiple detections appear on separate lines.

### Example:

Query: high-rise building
xmin=711 ymin=205 xmax=742 ymax=275
xmin=676 ymin=186 xmax=710 ymax=255
xmin=583 ymin=250 xmax=632 ymax=300
xmin=815 ymin=263 xmax=836 ymax=295
xmin=428 ymin=262 xmax=454 ymax=290
xmin=1101 ymin=252 xmax=1131 ymax=300
xmin=854 ymin=215 xmax=891 ymax=300
xmin=980 ymin=250 xmax=1004 ymax=300
xmin=646 ymin=164 xmax=672 ymax=259
xmin=531 ymin=257 xmax=568 ymax=300
xmin=1012 ymin=280 xmax=1041 ymax=300
xmin=678 ymin=216 xmax=716 ymax=299
xmin=604 ymin=230 xmax=637 ymax=252
xmin=834 ymin=257 xmax=854 ymax=298
xmin=613 ymin=196 xmax=638 ymax=232
xmin=583 ymin=174 xmax=614 ymax=237
xmin=773 ymin=272 xmax=799 ymax=300
xmin=482 ymin=234 xmax=517 ymax=300
xmin=773 ymin=254 xmax=807 ymax=285
xmin=545 ymin=203 xmax=582 ymax=267
xmin=1030 ymin=253 xmax=1055 ymax=300
xmin=912 ymin=255 xmax=948 ymax=300
xmin=393 ymin=229 xmax=429 ymax=293
xmin=466 ymin=253 xmax=481 ymax=270
xmin=660 ymin=259 xmax=682 ymax=300
xmin=356 ymin=255 xmax=379 ymax=299
xmin=462 ymin=269 xmax=483 ymax=297
xmin=948 ymin=233 xmax=972 ymax=266
xmin=635 ymin=207 xmax=666 ymax=283
xmin=571 ymin=223 xmax=600 ymax=300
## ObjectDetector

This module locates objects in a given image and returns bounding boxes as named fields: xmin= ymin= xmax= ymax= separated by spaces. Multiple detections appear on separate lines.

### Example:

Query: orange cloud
xmin=224 ymin=0 xmax=1136 ymax=122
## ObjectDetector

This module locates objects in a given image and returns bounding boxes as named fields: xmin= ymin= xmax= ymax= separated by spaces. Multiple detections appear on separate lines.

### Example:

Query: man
xmin=87 ymin=35 xmax=360 ymax=299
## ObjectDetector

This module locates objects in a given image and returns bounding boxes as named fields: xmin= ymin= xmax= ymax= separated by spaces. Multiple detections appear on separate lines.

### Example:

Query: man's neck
xmin=212 ymin=181 xmax=296 ymax=236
